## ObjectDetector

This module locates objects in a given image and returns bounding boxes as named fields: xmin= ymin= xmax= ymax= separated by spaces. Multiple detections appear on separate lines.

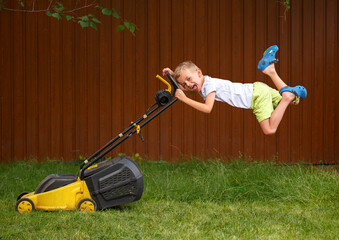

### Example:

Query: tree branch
xmin=32 ymin=0 xmax=36 ymax=11
xmin=62 ymin=2 xmax=97 ymax=14
xmin=47 ymin=0 xmax=54 ymax=11
xmin=3 ymin=1 xmax=97 ymax=14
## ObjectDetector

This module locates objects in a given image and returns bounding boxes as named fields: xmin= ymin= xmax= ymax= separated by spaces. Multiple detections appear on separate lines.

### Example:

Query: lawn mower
xmin=16 ymin=71 xmax=179 ymax=213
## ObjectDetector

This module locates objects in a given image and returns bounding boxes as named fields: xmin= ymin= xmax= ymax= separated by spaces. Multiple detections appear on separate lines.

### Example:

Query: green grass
xmin=0 ymin=158 xmax=338 ymax=239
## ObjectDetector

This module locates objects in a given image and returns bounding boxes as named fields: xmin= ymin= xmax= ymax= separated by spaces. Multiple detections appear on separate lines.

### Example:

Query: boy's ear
xmin=197 ymin=68 xmax=203 ymax=77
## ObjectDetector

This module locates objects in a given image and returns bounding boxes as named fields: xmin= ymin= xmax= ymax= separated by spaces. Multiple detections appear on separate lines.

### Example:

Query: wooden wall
xmin=0 ymin=0 xmax=338 ymax=163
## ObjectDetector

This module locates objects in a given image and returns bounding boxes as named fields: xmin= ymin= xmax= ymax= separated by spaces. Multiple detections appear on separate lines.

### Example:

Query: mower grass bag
xmin=83 ymin=155 xmax=143 ymax=210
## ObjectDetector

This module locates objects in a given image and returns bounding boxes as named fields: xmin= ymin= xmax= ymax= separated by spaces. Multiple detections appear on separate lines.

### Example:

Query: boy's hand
xmin=162 ymin=68 xmax=174 ymax=77
xmin=175 ymin=89 xmax=187 ymax=101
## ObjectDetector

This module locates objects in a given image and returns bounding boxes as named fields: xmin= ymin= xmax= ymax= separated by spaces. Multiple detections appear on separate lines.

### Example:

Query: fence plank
xmin=243 ymin=0 xmax=256 ymax=159
xmin=231 ymin=0 xmax=244 ymax=158
xmin=194 ymin=0 xmax=208 ymax=158
xmin=182 ymin=0 xmax=196 ymax=158
xmin=12 ymin=10 xmax=26 ymax=160
xmin=323 ymin=0 xmax=337 ymax=163
xmin=301 ymin=0 xmax=314 ymax=163
xmin=146 ymin=0 xmax=160 ymax=159
xmin=207 ymin=0 xmax=220 ymax=158
xmin=171 ymin=0 xmax=184 ymax=159
xmin=49 ymin=16 xmax=62 ymax=159
xmin=123 ymin=0 xmax=136 ymax=156
xmin=159 ymin=0 xmax=172 ymax=160
xmin=255 ymin=0 xmax=267 ymax=160
xmin=1 ymin=9 xmax=12 ymax=161
xmin=37 ymin=10 xmax=51 ymax=159
xmin=25 ymin=12 xmax=39 ymax=159
xmin=111 ymin=0 xmax=124 ymax=156
xmin=312 ymin=0 xmax=325 ymax=163
xmin=99 ymin=0 xmax=113 ymax=157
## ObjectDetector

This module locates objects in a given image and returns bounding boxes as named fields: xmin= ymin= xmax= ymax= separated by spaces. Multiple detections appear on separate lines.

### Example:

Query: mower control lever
xmin=138 ymin=131 xmax=145 ymax=142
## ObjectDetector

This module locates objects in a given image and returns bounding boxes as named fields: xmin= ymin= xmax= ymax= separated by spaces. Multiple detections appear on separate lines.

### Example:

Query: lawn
xmin=0 ymin=158 xmax=338 ymax=239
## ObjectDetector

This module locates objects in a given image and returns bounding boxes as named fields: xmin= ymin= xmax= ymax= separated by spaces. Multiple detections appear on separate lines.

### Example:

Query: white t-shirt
xmin=200 ymin=75 xmax=253 ymax=109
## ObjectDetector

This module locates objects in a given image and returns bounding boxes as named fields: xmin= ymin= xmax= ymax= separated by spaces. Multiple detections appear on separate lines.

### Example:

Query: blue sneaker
xmin=257 ymin=45 xmax=279 ymax=71
xmin=279 ymin=85 xmax=307 ymax=104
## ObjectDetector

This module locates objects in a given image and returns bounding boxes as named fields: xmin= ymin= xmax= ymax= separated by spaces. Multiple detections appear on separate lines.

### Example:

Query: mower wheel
xmin=16 ymin=198 xmax=35 ymax=213
xmin=78 ymin=198 xmax=97 ymax=212
xmin=16 ymin=192 xmax=30 ymax=201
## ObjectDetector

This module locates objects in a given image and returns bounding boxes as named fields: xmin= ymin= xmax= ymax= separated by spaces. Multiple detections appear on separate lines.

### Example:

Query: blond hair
xmin=174 ymin=61 xmax=199 ymax=80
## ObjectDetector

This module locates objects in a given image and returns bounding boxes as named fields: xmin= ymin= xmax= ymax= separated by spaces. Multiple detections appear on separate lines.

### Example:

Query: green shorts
xmin=250 ymin=82 xmax=282 ymax=122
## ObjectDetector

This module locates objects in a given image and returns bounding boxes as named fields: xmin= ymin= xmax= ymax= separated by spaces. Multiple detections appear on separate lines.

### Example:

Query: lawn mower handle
xmin=79 ymin=73 xmax=179 ymax=179
xmin=165 ymin=71 xmax=180 ymax=91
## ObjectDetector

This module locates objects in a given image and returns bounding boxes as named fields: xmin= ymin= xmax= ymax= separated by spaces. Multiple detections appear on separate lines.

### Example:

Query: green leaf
xmin=124 ymin=21 xmax=136 ymax=35
xmin=53 ymin=1 xmax=64 ymax=12
xmin=20 ymin=2 xmax=24 ymax=7
xmin=129 ymin=24 xmax=136 ymax=34
xmin=80 ymin=15 xmax=89 ymax=21
xmin=52 ymin=13 xmax=62 ymax=20
xmin=117 ymin=25 xmax=125 ymax=32
xmin=46 ymin=10 xmax=52 ymax=16
xmin=102 ymin=8 xmax=112 ymax=15
xmin=65 ymin=15 xmax=74 ymax=21
xmin=124 ymin=21 xmax=131 ymax=29
xmin=79 ymin=20 xmax=89 ymax=28
xmin=112 ymin=8 xmax=120 ymax=19
xmin=91 ymin=17 xmax=101 ymax=24
xmin=89 ymin=21 xmax=98 ymax=30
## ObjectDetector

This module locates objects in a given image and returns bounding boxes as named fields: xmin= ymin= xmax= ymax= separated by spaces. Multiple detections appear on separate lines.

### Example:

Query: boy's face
xmin=177 ymin=68 xmax=204 ymax=92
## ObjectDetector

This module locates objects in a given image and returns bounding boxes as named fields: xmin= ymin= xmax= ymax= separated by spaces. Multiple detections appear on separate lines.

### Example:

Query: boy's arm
xmin=175 ymin=89 xmax=216 ymax=113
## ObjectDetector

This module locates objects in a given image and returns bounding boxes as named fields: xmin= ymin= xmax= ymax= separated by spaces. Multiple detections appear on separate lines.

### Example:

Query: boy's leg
xmin=259 ymin=64 xmax=297 ymax=135
xmin=259 ymin=94 xmax=295 ymax=135
xmin=263 ymin=63 xmax=298 ymax=104
xmin=263 ymin=64 xmax=286 ymax=90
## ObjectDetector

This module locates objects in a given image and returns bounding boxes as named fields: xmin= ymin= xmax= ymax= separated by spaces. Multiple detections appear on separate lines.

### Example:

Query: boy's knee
xmin=259 ymin=119 xmax=277 ymax=135
xmin=263 ymin=128 xmax=276 ymax=135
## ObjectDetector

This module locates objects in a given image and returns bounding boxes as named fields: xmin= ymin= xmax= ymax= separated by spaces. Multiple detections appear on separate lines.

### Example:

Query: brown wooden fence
xmin=0 ymin=0 xmax=338 ymax=163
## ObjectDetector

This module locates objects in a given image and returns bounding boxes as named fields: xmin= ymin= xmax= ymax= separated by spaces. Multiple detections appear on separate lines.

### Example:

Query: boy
xmin=162 ymin=45 xmax=307 ymax=135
